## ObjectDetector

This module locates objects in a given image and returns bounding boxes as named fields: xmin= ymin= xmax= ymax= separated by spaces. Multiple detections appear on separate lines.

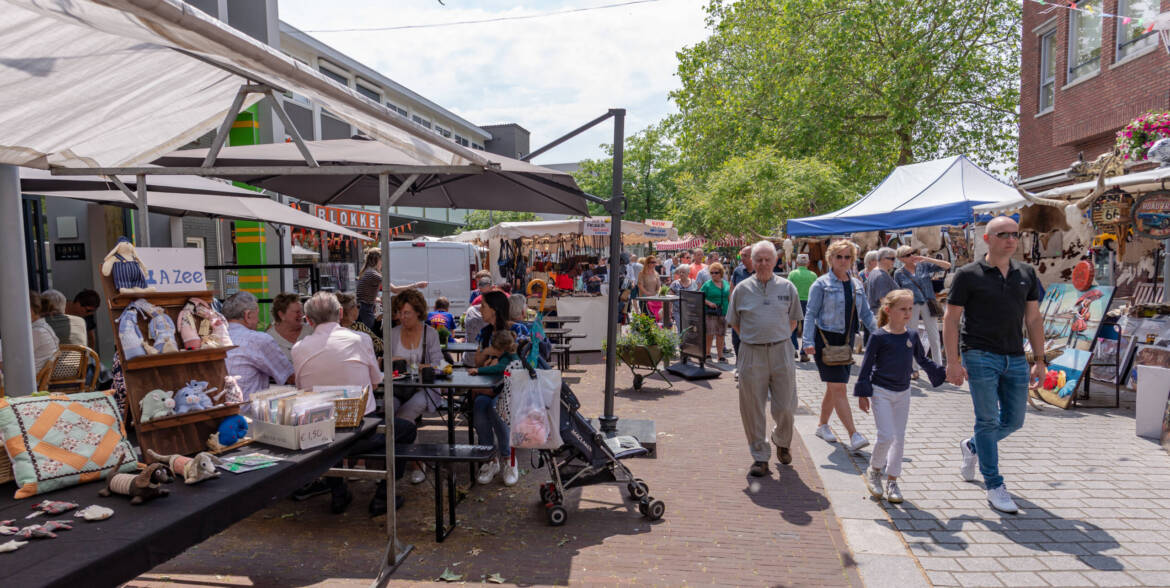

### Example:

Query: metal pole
xmin=135 ymin=174 xmax=150 ymax=247
xmin=600 ymin=109 xmax=625 ymax=434
xmin=1163 ymin=240 xmax=1170 ymax=303
xmin=0 ymin=165 xmax=36 ymax=396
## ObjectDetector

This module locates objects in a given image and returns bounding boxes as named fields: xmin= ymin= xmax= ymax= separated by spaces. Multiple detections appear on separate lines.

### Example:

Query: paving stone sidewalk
xmin=132 ymin=353 xmax=862 ymax=587
xmin=793 ymin=357 xmax=1170 ymax=588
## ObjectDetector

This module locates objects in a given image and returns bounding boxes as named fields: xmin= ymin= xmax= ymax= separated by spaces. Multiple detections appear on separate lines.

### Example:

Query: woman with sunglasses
xmin=802 ymin=240 xmax=878 ymax=451
xmin=894 ymin=246 xmax=951 ymax=370
xmin=700 ymin=262 xmax=731 ymax=362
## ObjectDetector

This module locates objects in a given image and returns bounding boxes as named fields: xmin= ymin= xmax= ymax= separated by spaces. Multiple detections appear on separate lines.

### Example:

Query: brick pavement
xmin=794 ymin=353 xmax=1170 ymax=588
xmin=131 ymin=353 xmax=862 ymax=587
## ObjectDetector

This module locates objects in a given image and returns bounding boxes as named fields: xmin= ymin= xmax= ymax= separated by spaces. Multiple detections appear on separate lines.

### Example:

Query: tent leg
xmin=600 ymin=109 xmax=625 ymax=434
xmin=0 ymin=164 xmax=36 ymax=396
xmin=135 ymin=174 xmax=150 ymax=247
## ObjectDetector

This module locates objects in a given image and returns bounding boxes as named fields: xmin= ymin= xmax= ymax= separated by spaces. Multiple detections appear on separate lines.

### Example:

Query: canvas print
xmin=1034 ymin=284 xmax=1115 ymax=405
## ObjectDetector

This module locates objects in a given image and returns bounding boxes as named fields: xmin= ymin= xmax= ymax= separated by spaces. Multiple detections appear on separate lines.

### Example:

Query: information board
xmin=678 ymin=289 xmax=707 ymax=361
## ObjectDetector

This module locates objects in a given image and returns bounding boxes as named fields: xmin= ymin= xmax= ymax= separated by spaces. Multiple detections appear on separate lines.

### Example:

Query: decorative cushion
xmin=0 ymin=391 xmax=138 ymax=499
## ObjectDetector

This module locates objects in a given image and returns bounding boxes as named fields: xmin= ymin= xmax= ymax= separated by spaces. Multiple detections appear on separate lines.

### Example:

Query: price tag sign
xmin=135 ymin=248 xmax=207 ymax=292
xmin=583 ymin=219 xmax=611 ymax=236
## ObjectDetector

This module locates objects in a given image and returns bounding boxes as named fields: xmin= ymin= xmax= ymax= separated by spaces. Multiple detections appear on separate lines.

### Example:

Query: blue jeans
xmin=474 ymin=394 xmax=510 ymax=457
xmin=962 ymin=350 xmax=1028 ymax=489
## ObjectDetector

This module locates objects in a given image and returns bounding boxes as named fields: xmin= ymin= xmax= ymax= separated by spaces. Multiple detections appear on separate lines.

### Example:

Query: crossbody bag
xmin=818 ymin=288 xmax=856 ymax=366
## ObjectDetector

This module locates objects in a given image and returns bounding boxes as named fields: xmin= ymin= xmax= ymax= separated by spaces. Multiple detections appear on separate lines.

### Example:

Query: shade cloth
xmin=447 ymin=218 xmax=677 ymax=244
xmin=655 ymin=235 xmax=748 ymax=251
xmin=152 ymin=138 xmax=591 ymax=216
xmin=19 ymin=168 xmax=370 ymax=240
xmin=974 ymin=165 xmax=1170 ymax=213
xmin=0 ymin=0 xmax=484 ymax=169
xmin=786 ymin=155 xmax=1021 ymax=236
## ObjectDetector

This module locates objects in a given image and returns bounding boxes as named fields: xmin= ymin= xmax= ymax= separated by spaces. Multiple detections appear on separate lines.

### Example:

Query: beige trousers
xmin=738 ymin=340 xmax=797 ymax=462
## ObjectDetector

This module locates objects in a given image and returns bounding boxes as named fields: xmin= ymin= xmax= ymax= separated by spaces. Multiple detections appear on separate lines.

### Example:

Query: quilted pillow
xmin=0 ymin=391 xmax=138 ymax=499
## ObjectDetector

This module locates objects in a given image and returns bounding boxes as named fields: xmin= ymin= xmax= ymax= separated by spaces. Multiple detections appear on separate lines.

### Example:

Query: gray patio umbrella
xmin=152 ymin=138 xmax=591 ymax=216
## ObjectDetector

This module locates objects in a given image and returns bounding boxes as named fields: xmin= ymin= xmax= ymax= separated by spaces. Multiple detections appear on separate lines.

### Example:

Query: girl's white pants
xmin=869 ymin=384 xmax=911 ymax=477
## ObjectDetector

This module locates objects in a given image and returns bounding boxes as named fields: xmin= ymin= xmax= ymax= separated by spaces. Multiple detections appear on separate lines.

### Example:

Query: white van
xmin=386 ymin=241 xmax=482 ymax=317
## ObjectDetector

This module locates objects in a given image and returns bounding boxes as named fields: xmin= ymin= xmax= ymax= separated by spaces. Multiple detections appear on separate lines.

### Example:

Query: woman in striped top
xmin=355 ymin=249 xmax=428 ymax=329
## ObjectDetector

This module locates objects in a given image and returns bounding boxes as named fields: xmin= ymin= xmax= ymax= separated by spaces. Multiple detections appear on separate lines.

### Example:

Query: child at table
xmin=468 ymin=330 xmax=521 ymax=485
xmin=854 ymin=289 xmax=945 ymax=504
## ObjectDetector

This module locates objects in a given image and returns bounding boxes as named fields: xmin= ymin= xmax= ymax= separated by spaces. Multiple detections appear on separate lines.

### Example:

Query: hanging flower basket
xmin=1116 ymin=111 xmax=1170 ymax=161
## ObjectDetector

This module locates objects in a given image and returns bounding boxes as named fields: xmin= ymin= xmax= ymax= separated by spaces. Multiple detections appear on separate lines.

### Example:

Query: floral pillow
xmin=0 ymin=391 xmax=138 ymax=499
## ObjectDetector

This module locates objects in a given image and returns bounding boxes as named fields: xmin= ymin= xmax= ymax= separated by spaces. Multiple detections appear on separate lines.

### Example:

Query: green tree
xmin=671 ymin=0 xmax=1020 ymax=190
xmin=670 ymin=149 xmax=854 ymax=238
xmin=571 ymin=122 xmax=682 ymax=221
xmin=461 ymin=210 xmax=538 ymax=230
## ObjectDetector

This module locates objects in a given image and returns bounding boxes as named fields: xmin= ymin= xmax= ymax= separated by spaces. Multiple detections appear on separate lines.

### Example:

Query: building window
xmin=454 ymin=135 xmax=470 ymax=147
xmin=355 ymin=82 xmax=381 ymax=102
xmin=1039 ymin=30 xmax=1056 ymax=112
xmin=387 ymin=102 xmax=408 ymax=117
xmin=319 ymin=62 xmax=350 ymax=86
xmin=1067 ymin=0 xmax=1102 ymax=82
xmin=472 ymin=143 xmax=484 ymax=151
xmin=412 ymin=114 xmax=431 ymax=129
xmin=434 ymin=124 xmax=452 ymax=138
xmin=1117 ymin=0 xmax=1160 ymax=60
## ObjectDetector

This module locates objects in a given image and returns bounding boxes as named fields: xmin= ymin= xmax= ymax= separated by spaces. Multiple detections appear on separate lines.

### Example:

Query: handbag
xmin=926 ymin=297 xmax=943 ymax=318
xmin=817 ymin=301 xmax=856 ymax=366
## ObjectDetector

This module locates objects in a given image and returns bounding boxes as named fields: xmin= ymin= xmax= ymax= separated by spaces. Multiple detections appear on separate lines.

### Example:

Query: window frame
xmin=318 ymin=60 xmax=351 ymax=87
xmin=355 ymin=79 xmax=381 ymax=102
xmin=1066 ymin=0 xmax=1103 ymax=83
xmin=1115 ymin=0 xmax=1160 ymax=61
xmin=1038 ymin=29 xmax=1057 ymax=113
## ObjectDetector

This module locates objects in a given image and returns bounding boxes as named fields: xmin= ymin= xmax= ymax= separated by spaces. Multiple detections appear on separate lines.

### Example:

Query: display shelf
xmin=137 ymin=404 xmax=241 ymax=433
xmin=123 ymin=346 xmax=236 ymax=371
xmin=108 ymin=289 xmax=215 ymax=311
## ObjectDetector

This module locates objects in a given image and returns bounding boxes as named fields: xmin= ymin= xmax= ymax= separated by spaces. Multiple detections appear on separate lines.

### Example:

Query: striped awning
xmin=655 ymin=236 xmax=749 ymax=251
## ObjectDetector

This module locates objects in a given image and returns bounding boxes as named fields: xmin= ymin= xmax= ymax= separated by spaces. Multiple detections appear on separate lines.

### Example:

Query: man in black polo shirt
xmin=943 ymin=215 xmax=1045 ymax=514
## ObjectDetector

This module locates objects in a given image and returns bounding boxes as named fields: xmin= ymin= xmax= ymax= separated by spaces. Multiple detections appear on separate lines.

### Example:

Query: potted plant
xmin=606 ymin=313 xmax=680 ymax=389
xmin=1116 ymin=111 xmax=1170 ymax=161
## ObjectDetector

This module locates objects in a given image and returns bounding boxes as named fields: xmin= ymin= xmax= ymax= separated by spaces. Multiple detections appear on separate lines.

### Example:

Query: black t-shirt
xmin=947 ymin=258 xmax=1041 ymax=355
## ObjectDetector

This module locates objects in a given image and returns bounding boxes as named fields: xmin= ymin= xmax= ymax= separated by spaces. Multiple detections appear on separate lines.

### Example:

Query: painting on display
xmin=1032 ymin=283 xmax=1115 ymax=408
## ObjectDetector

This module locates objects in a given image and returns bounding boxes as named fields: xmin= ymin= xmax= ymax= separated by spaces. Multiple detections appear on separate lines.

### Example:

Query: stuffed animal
xmin=101 ymin=237 xmax=155 ymax=294
xmin=118 ymin=306 xmax=151 ymax=360
xmin=173 ymin=380 xmax=215 ymax=415
xmin=129 ymin=299 xmax=178 ymax=354
xmin=146 ymin=449 xmax=222 ymax=485
xmin=177 ymin=298 xmax=233 ymax=350
xmin=213 ymin=375 xmax=244 ymax=405
xmin=98 ymin=452 xmax=169 ymax=505
xmin=139 ymin=389 xmax=175 ymax=422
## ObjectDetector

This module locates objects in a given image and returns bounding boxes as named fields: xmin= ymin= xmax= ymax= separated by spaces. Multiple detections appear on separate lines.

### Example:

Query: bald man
xmin=944 ymin=215 xmax=1046 ymax=514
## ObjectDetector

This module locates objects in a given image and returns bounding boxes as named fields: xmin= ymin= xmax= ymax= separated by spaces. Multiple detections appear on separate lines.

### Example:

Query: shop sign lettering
xmin=136 ymin=248 xmax=207 ymax=292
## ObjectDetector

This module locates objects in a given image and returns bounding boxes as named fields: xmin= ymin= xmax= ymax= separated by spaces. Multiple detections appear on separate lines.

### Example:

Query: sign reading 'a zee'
xmin=136 ymin=248 xmax=207 ymax=292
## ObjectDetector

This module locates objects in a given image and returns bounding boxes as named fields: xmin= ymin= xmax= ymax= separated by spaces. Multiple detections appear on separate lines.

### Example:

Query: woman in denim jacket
xmin=802 ymin=240 xmax=879 ymax=451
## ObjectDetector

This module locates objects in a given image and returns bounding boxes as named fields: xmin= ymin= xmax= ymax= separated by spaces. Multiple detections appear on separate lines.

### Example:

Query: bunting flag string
xmin=1030 ymin=0 xmax=1159 ymax=34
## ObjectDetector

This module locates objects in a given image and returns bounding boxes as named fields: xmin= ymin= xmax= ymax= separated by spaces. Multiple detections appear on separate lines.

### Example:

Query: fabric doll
xmin=101 ymin=237 xmax=154 ymax=294
xmin=117 ymin=307 xmax=150 ymax=359
xmin=192 ymin=298 xmax=232 ymax=347
xmin=176 ymin=300 xmax=202 ymax=350
xmin=146 ymin=449 xmax=222 ymax=485
xmin=130 ymin=299 xmax=178 ymax=354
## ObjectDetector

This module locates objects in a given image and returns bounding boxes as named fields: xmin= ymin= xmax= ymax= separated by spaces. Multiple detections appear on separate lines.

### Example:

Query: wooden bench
xmin=551 ymin=343 xmax=572 ymax=370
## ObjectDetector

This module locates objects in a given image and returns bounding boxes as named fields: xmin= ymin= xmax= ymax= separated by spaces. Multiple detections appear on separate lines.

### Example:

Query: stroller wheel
xmin=633 ymin=374 xmax=644 ymax=390
xmin=540 ymin=483 xmax=556 ymax=504
xmin=547 ymin=505 xmax=568 ymax=526
xmin=627 ymin=481 xmax=648 ymax=500
xmin=638 ymin=499 xmax=649 ymax=516
xmin=645 ymin=499 xmax=665 ymax=521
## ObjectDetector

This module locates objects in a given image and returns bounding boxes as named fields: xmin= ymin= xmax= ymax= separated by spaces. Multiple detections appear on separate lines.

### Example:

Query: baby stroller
xmin=535 ymin=381 xmax=664 ymax=525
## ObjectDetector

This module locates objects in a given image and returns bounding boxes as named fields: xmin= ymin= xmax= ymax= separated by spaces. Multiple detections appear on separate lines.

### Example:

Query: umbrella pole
xmin=0 ymin=164 xmax=36 ymax=396
xmin=600 ymin=110 xmax=625 ymax=434
xmin=374 ymin=172 xmax=418 ymax=586
xmin=135 ymin=173 xmax=150 ymax=247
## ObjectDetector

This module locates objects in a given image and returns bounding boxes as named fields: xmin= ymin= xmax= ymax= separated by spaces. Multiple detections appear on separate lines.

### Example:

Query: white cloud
xmin=278 ymin=0 xmax=709 ymax=164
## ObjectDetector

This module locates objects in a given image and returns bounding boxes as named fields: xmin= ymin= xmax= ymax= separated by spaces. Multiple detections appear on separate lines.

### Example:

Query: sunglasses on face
xmin=834 ymin=255 xmax=854 ymax=260
xmin=711 ymin=271 xmax=723 ymax=275
xmin=994 ymin=231 xmax=1021 ymax=240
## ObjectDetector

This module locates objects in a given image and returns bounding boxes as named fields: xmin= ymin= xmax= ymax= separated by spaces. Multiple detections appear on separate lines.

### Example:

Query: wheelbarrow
xmin=617 ymin=344 xmax=673 ymax=390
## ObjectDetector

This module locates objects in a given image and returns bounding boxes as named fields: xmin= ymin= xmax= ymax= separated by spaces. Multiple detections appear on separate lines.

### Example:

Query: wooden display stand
xmin=101 ymin=275 xmax=239 ymax=458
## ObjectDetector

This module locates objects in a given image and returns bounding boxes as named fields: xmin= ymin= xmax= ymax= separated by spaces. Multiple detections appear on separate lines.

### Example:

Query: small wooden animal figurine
xmin=146 ymin=449 xmax=222 ymax=485
xmin=101 ymin=236 xmax=155 ymax=294
xmin=139 ymin=389 xmax=175 ymax=422
xmin=173 ymin=380 xmax=215 ymax=415
xmin=99 ymin=453 xmax=169 ymax=505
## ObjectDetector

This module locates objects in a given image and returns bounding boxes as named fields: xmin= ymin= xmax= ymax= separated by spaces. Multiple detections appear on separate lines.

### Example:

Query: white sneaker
xmin=987 ymin=485 xmax=1019 ymax=514
xmin=863 ymin=468 xmax=884 ymax=499
xmin=502 ymin=458 xmax=519 ymax=486
xmin=476 ymin=459 xmax=500 ymax=485
xmin=815 ymin=425 xmax=837 ymax=444
xmin=960 ymin=438 xmax=978 ymax=482
xmin=849 ymin=432 xmax=870 ymax=451
xmin=409 ymin=464 xmax=426 ymax=485
xmin=886 ymin=480 xmax=904 ymax=504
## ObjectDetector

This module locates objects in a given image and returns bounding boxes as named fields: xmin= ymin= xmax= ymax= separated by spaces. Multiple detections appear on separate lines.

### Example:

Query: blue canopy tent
xmin=787 ymin=155 xmax=1021 ymax=236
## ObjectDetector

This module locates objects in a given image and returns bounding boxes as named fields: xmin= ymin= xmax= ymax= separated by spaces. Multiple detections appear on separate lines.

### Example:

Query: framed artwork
xmin=1034 ymin=283 xmax=1115 ymax=408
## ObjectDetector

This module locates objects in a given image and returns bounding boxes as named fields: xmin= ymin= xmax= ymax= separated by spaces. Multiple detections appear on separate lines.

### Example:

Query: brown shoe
xmin=777 ymin=446 xmax=792 ymax=465
xmin=749 ymin=461 xmax=770 ymax=477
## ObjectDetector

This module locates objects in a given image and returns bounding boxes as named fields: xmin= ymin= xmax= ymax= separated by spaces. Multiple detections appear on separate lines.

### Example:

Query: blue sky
xmin=279 ymin=0 xmax=709 ymax=164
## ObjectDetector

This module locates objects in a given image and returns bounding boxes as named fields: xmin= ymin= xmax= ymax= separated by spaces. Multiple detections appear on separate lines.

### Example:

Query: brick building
xmin=1019 ymin=0 xmax=1170 ymax=188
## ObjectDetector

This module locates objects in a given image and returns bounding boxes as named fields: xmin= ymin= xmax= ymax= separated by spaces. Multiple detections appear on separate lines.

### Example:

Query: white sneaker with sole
xmin=863 ymin=468 xmax=884 ymax=499
xmin=960 ymin=438 xmax=978 ymax=482
xmin=987 ymin=484 xmax=1019 ymax=514
xmin=409 ymin=465 xmax=426 ymax=484
xmin=886 ymin=480 xmax=904 ymax=504
xmin=815 ymin=424 xmax=837 ymax=444
xmin=849 ymin=432 xmax=870 ymax=451
xmin=476 ymin=459 xmax=500 ymax=485
xmin=502 ymin=459 xmax=519 ymax=486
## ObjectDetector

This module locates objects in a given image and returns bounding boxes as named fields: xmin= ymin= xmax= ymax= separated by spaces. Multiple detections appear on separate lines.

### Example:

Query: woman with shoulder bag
xmin=893 ymin=246 xmax=950 ymax=368
xmin=802 ymin=241 xmax=879 ymax=451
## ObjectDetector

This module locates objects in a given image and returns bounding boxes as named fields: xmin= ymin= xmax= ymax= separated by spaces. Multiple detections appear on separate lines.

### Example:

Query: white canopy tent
xmin=447 ymin=217 xmax=678 ymax=244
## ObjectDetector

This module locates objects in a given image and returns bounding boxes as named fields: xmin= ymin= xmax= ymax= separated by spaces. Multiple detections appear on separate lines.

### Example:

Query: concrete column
xmin=170 ymin=216 xmax=184 ymax=247
xmin=0 ymin=165 xmax=36 ymax=395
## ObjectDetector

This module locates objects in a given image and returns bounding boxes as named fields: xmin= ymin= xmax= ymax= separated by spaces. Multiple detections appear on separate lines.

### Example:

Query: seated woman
xmin=266 ymin=293 xmax=312 ymax=363
xmin=388 ymin=289 xmax=444 ymax=486
xmin=336 ymin=292 xmax=383 ymax=359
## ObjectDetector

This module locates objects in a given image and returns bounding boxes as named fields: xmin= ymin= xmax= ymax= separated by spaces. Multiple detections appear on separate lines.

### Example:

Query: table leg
xmin=434 ymin=461 xmax=444 ymax=542
xmin=447 ymin=456 xmax=457 ymax=536
xmin=467 ymin=391 xmax=476 ymax=485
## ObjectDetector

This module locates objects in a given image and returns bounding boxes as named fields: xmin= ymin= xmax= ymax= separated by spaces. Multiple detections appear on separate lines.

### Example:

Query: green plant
xmin=1116 ymin=111 xmax=1170 ymax=161
xmin=606 ymin=313 xmax=680 ymax=364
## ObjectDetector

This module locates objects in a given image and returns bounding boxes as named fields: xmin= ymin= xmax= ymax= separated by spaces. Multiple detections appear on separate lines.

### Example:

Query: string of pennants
xmin=1030 ymin=0 xmax=1159 ymax=33
xmin=291 ymin=221 xmax=416 ymax=250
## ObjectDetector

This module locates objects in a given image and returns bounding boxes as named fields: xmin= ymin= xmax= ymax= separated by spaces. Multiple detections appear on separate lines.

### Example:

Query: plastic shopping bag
xmin=505 ymin=365 xmax=562 ymax=449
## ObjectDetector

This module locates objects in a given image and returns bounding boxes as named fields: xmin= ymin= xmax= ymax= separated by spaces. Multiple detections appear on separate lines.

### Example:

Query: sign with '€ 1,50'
xmin=135 ymin=248 xmax=207 ymax=293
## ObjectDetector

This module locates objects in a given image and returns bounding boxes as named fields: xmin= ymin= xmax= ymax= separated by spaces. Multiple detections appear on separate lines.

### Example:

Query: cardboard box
xmin=1136 ymin=366 xmax=1170 ymax=439
xmin=252 ymin=418 xmax=335 ymax=450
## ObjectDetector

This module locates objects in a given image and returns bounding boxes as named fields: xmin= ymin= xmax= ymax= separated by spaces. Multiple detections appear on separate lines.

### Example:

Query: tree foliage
xmin=671 ymin=0 xmax=1020 ymax=190
xmin=670 ymin=148 xmax=854 ymax=238
xmin=571 ymin=122 xmax=681 ymax=221
xmin=461 ymin=210 xmax=538 ymax=231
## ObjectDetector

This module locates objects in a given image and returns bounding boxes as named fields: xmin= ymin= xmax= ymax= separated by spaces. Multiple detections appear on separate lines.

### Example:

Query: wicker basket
xmin=333 ymin=389 xmax=368 ymax=428
xmin=0 ymin=450 xmax=12 ymax=484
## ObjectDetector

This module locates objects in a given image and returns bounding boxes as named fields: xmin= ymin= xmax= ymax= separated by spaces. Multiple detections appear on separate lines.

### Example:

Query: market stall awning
xmin=974 ymin=165 xmax=1170 ymax=213
xmin=787 ymin=155 xmax=1020 ymax=236
xmin=446 ymin=217 xmax=678 ymax=244
xmin=152 ymin=138 xmax=590 ymax=216
xmin=655 ymin=235 xmax=748 ymax=251
xmin=0 ymin=0 xmax=485 ymax=169
xmin=20 ymin=168 xmax=370 ymax=240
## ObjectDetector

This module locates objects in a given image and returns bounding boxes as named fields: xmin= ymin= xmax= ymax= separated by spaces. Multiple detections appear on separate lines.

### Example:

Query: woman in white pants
xmin=893 ymin=246 xmax=950 ymax=366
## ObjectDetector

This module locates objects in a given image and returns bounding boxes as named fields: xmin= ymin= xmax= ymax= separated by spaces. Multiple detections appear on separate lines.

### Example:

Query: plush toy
xmin=146 ymin=449 xmax=222 ymax=485
xmin=139 ymin=389 xmax=175 ymax=422
xmin=214 ymin=415 xmax=249 ymax=449
xmin=98 ymin=452 xmax=169 ymax=505
xmin=101 ymin=236 xmax=155 ymax=294
xmin=130 ymin=299 xmax=178 ymax=354
xmin=31 ymin=500 xmax=78 ymax=516
xmin=0 ymin=539 xmax=27 ymax=552
xmin=214 ymin=376 xmax=244 ymax=405
xmin=118 ymin=306 xmax=151 ymax=360
xmin=177 ymin=298 xmax=232 ymax=350
xmin=173 ymin=380 xmax=216 ymax=415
